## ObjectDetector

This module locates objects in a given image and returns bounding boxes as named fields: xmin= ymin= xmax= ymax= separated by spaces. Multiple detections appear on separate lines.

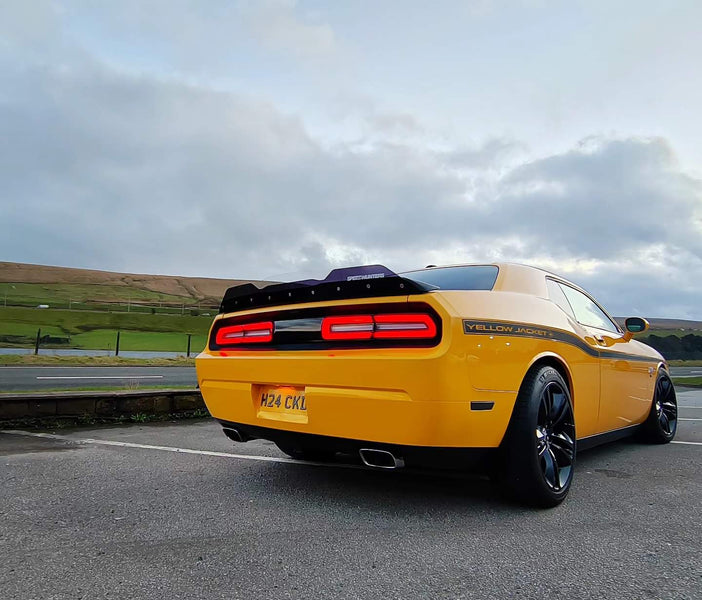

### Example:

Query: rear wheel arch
xmin=498 ymin=354 xmax=574 ymax=448
xmin=523 ymin=353 xmax=574 ymax=405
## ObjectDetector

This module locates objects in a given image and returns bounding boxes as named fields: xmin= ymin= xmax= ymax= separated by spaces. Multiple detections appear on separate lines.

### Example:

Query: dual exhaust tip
xmin=222 ymin=427 xmax=248 ymax=443
xmin=223 ymin=428 xmax=404 ymax=469
xmin=359 ymin=448 xmax=405 ymax=469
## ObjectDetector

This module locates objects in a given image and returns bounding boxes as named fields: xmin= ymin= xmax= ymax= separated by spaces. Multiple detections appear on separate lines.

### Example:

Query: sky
xmin=1 ymin=0 xmax=701 ymax=319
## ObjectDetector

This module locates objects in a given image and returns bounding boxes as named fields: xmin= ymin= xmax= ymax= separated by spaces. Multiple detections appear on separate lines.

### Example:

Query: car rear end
xmin=196 ymin=265 xmax=514 ymax=468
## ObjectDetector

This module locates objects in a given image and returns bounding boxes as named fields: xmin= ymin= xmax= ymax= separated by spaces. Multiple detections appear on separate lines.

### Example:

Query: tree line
xmin=641 ymin=334 xmax=702 ymax=360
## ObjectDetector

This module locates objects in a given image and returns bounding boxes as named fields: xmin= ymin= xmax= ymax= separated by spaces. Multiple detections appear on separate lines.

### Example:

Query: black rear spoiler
xmin=219 ymin=265 xmax=433 ymax=314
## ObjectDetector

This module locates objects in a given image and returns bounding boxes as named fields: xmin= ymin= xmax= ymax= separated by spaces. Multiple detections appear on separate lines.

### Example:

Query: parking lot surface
xmin=1 ymin=388 xmax=701 ymax=600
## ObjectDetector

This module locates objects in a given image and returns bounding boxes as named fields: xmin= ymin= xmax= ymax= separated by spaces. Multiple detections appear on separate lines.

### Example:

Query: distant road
xmin=0 ymin=366 xmax=697 ymax=393
xmin=0 ymin=367 xmax=197 ymax=393
xmin=670 ymin=366 xmax=702 ymax=378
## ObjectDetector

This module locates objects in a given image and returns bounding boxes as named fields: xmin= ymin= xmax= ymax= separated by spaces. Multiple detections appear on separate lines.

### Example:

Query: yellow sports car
xmin=196 ymin=263 xmax=677 ymax=507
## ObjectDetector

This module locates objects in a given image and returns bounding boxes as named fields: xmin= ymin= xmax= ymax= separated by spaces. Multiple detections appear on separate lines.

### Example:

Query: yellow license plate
xmin=256 ymin=386 xmax=308 ymax=423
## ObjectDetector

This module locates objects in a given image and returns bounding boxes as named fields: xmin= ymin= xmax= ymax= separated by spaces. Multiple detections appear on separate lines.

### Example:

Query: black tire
xmin=499 ymin=366 xmax=576 ymax=508
xmin=274 ymin=442 xmax=335 ymax=462
xmin=638 ymin=372 xmax=677 ymax=444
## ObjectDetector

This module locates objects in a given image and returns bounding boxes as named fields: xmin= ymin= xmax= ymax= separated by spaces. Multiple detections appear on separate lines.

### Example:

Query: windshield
xmin=402 ymin=265 xmax=499 ymax=291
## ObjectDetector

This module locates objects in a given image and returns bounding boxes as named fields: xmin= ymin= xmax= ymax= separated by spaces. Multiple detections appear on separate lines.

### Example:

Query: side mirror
xmin=623 ymin=317 xmax=649 ymax=341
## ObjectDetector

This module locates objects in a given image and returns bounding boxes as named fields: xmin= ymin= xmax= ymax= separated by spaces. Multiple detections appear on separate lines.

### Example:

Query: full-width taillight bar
xmin=215 ymin=321 xmax=274 ymax=346
xmin=321 ymin=313 xmax=437 ymax=341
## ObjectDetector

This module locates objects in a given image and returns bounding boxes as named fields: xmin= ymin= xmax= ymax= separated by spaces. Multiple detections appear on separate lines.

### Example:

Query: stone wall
xmin=0 ymin=389 xmax=206 ymax=424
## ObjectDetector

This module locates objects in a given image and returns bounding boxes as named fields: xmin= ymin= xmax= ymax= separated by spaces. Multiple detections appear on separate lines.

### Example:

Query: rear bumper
xmin=219 ymin=419 xmax=496 ymax=471
xmin=197 ymin=351 xmax=517 ymax=448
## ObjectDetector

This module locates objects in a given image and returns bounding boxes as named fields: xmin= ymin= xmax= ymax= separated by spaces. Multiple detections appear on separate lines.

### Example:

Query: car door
xmin=557 ymin=283 xmax=651 ymax=433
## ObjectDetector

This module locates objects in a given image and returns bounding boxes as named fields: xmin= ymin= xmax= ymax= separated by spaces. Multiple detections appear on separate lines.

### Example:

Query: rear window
xmin=401 ymin=265 xmax=499 ymax=290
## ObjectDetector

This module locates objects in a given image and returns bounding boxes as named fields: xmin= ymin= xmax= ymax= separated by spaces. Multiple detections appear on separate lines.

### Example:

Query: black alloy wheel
xmin=500 ymin=365 xmax=576 ymax=507
xmin=639 ymin=372 xmax=677 ymax=444
xmin=535 ymin=380 xmax=576 ymax=492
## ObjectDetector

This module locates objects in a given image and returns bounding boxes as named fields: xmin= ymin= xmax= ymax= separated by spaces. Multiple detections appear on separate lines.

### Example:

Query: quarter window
xmin=546 ymin=279 xmax=575 ymax=319
xmin=558 ymin=284 xmax=620 ymax=334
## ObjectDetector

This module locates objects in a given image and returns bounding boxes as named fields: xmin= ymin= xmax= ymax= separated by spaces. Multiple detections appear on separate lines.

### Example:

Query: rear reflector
xmin=215 ymin=321 xmax=274 ymax=345
xmin=321 ymin=313 xmax=437 ymax=341
xmin=321 ymin=315 xmax=374 ymax=340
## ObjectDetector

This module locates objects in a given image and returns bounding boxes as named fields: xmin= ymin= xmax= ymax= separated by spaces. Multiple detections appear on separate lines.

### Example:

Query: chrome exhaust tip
xmin=359 ymin=448 xmax=405 ymax=469
xmin=222 ymin=427 xmax=247 ymax=443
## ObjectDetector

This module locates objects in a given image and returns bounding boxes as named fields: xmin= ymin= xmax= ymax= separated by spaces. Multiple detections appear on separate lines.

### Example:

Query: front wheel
xmin=638 ymin=372 xmax=677 ymax=444
xmin=499 ymin=366 xmax=576 ymax=508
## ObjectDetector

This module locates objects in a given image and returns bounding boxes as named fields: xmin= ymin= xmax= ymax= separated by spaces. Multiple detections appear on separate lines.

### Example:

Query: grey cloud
xmin=1 ymin=57 xmax=701 ymax=318
xmin=366 ymin=112 xmax=424 ymax=135
xmin=246 ymin=0 xmax=337 ymax=59
xmin=493 ymin=138 xmax=702 ymax=260
xmin=572 ymin=253 xmax=702 ymax=320
xmin=441 ymin=138 xmax=525 ymax=169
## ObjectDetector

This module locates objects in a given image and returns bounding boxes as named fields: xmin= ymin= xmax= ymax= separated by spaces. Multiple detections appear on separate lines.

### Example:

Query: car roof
xmin=414 ymin=262 xmax=586 ymax=297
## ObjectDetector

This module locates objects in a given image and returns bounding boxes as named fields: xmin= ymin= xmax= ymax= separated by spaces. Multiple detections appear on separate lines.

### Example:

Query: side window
xmin=546 ymin=278 xmax=575 ymax=319
xmin=559 ymin=284 xmax=620 ymax=334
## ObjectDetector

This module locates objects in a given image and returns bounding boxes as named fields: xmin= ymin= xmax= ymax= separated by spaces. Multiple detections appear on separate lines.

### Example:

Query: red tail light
xmin=321 ymin=315 xmax=374 ymax=340
xmin=215 ymin=321 xmax=274 ymax=346
xmin=373 ymin=313 xmax=437 ymax=339
xmin=321 ymin=313 xmax=437 ymax=341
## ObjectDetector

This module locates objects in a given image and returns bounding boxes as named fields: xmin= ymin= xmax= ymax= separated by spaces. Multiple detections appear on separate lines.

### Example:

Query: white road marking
xmin=679 ymin=418 xmax=702 ymax=421
xmin=35 ymin=376 xmax=164 ymax=380
xmin=4 ymin=429 xmax=702 ymax=465
xmin=0 ymin=430 xmax=362 ymax=469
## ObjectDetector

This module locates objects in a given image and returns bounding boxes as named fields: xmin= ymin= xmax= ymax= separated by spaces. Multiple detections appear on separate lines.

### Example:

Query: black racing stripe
xmin=462 ymin=320 xmax=656 ymax=363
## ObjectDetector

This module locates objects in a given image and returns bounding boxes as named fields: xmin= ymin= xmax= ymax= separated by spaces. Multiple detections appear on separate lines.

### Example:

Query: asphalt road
xmin=0 ymin=365 xmax=698 ymax=393
xmin=0 ymin=366 xmax=197 ymax=392
xmin=670 ymin=366 xmax=702 ymax=378
xmin=1 ymin=388 xmax=701 ymax=600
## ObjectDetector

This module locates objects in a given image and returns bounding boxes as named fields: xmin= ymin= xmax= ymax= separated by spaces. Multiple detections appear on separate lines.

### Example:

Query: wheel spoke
xmin=659 ymin=410 xmax=670 ymax=434
xmin=541 ymin=452 xmax=556 ymax=486
xmin=543 ymin=448 xmax=561 ymax=489
xmin=550 ymin=391 xmax=568 ymax=426
xmin=661 ymin=401 xmax=677 ymax=419
xmin=535 ymin=428 xmax=547 ymax=456
xmin=540 ymin=388 xmax=553 ymax=423
xmin=550 ymin=432 xmax=575 ymax=464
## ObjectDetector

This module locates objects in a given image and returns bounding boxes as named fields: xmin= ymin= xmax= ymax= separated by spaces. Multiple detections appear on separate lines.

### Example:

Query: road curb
xmin=0 ymin=389 xmax=206 ymax=422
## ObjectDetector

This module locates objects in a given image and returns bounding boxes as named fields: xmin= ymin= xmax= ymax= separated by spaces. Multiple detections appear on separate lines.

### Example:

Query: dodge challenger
xmin=195 ymin=263 xmax=677 ymax=507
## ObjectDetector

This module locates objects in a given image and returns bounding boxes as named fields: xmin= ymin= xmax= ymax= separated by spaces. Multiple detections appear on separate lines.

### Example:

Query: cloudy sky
xmin=1 ymin=1 xmax=701 ymax=318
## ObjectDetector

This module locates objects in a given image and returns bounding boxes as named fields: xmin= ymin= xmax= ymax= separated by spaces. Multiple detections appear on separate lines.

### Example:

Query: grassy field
xmin=673 ymin=377 xmax=702 ymax=387
xmin=1 ymin=282 xmax=216 ymax=314
xmin=0 ymin=306 xmax=210 ymax=332
xmin=0 ymin=355 xmax=196 ymax=366
xmin=0 ymin=306 xmax=212 ymax=352
xmin=1 ymin=282 xmax=191 ymax=305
